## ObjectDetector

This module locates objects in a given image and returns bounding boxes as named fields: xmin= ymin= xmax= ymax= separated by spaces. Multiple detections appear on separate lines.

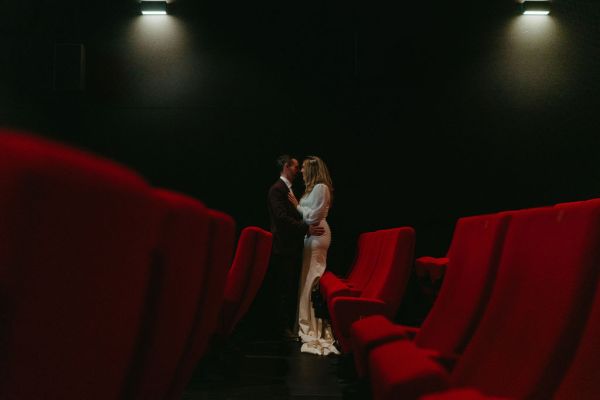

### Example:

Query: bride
xmin=288 ymin=156 xmax=339 ymax=356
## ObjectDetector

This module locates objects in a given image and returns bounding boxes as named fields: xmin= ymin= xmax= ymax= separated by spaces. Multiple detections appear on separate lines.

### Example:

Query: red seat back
xmin=0 ymin=131 xmax=164 ymax=399
xmin=166 ymin=209 xmax=236 ymax=400
xmin=360 ymin=227 xmax=416 ymax=316
xmin=451 ymin=201 xmax=600 ymax=398
xmin=319 ymin=230 xmax=381 ymax=302
xmin=218 ymin=226 xmax=273 ymax=336
xmin=554 ymin=209 xmax=600 ymax=399
xmin=415 ymin=212 xmax=511 ymax=355
xmin=123 ymin=189 xmax=212 ymax=400
xmin=346 ymin=231 xmax=380 ymax=290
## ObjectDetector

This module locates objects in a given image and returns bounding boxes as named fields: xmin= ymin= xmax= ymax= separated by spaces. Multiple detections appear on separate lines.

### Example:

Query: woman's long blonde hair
xmin=302 ymin=156 xmax=334 ymax=204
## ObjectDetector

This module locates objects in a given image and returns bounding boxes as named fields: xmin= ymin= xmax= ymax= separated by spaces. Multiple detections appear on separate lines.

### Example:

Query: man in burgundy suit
xmin=267 ymin=154 xmax=324 ymax=339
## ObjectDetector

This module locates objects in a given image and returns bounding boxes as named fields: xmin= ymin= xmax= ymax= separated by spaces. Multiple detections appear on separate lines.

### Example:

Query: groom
xmin=267 ymin=154 xmax=324 ymax=339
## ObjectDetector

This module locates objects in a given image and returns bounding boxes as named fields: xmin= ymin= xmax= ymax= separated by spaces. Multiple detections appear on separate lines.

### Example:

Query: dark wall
xmin=1 ymin=0 xmax=600 ymax=273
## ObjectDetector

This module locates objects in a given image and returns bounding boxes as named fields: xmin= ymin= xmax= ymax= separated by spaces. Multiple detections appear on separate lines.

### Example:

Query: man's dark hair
xmin=276 ymin=154 xmax=294 ymax=174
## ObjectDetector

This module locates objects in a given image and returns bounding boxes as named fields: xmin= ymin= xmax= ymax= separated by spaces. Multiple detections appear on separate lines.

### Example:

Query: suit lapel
xmin=279 ymin=179 xmax=300 ymax=217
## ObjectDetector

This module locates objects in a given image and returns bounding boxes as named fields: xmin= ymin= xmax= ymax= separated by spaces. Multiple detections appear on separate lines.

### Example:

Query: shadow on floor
xmin=182 ymin=333 xmax=371 ymax=400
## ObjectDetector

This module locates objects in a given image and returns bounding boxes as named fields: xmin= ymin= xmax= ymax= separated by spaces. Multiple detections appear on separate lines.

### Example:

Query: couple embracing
xmin=267 ymin=155 xmax=339 ymax=356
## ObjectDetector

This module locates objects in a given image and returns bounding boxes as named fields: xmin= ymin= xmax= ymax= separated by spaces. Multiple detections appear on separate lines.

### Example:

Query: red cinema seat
xmin=423 ymin=199 xmax=600 ymax=400
xmin=217 ymin=226 xmax=273 ymax=337
xmin=368 ymin=201 xmax=600 ymax=400
xmin=421 ymin=267 xmax=600 ymax=399
xmin=0 ymin=131 xmax=164 ymax=399
xmin=320 ymin=231 xmax=381 ymax=300
xmin=122 ymin=189 xmax=212 ymax=400
xmin=329 ymin=227 xmax=415 ymax=353
xmin=351 ymin=212 xmax=511 ymax=377
xmin=552 ymin=247 xmax=600 ymax=399
xmin=166 ymin=209 xmax=236 ymax=400
xmin=414 ymin=255 xmax=449 ymax=283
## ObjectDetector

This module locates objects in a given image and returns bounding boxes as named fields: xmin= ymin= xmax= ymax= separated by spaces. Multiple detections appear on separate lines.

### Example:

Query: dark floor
xmin=182 ymin=336 xmax=369 ymax=400
xmin=181 ymin=271 xmax=438 ymax=399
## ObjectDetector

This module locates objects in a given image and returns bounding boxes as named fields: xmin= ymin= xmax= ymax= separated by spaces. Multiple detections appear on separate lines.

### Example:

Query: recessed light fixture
xmin=141 ymin=1 xmax=168 ymax=15
xmin=521 ymin=1 xmax=551 ymax=16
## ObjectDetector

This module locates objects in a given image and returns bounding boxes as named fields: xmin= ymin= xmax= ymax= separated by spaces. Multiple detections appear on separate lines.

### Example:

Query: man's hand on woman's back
xmin=309 ymin=224 xmax=325 ymax=237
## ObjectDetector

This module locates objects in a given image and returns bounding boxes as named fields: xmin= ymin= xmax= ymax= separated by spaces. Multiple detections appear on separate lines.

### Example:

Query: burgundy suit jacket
xmin=267 ymin=179 xmax=308 ymax=255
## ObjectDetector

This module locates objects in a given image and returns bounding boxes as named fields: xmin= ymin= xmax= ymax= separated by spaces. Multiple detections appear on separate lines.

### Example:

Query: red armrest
xmin=415 ymin=256 xmax=449 ymax=281
xmin=420 ymin=348 xmax=460 ymax=372
xmin=330 ymin=296 xmax=389 ymax=352
xmin=320 ymin=272 xmax=361 ymax=300
xmin=352 ymin=315 xmax=419 ymax=347
xmin=351 ymin=315 xmax=421 ymax=377
xmin=369 ymin=340 xmax=450 ymax=400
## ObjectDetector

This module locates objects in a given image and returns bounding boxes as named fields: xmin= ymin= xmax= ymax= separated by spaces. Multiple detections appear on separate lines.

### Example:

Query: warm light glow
xmin=123 ymin=17 xmax=200 ymax=104
xmin=483 ymin=16 xmax=572 ymax=108
xmin=523 ymin=11 xmax=550 ymax=15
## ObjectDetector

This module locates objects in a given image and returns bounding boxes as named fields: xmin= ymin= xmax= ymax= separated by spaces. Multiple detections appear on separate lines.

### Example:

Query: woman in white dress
xmin=288 ymin=156 xmax=340 ymax=356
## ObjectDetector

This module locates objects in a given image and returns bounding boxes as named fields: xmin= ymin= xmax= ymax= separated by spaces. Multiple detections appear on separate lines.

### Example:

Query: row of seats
xmin=352 ymin=212 xmax=510 ymax=378
xmin=0 ymin=130 xmax=272 ymax=400
xmin=349 ymin=199 xmax=600 ymax=399
xmin=319 ymin=227 xmax=416 ymax=352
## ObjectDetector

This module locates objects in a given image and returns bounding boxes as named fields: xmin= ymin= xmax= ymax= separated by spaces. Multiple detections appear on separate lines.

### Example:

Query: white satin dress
xmin=295 ymin=184 xmax=340 ymax=356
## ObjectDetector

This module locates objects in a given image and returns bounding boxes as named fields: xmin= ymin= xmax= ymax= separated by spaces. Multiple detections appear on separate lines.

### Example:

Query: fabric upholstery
xmin=450 ymin=202 xmax=600 ymax=398
xmin=369 ymin=340 xmax=449 ymax=400
xmin=366 ymin=200 xmax=600 ymax=399
xmin=415 ymin=256 xmax=449 ymax=281
xmin=351 ymin=212 xmax=511 ymax=378
xmin=0 ymin=131 xmax=164 ymax=400
xmin=320 ymin=231 xmax=378 ymax=301
xmin=218 ymin=226 xmax=273 ymax=336
xmin=166 ymin=209 xmax=236 ymax=400
xmin=123 ymin=189 xmax=212 ymax=400
xmin=320 ymin=272 xmax=361 ymax=298
xmin=553 ymin=238 xmax=600 ymax=399
xmin=329 ymin=227 xmax=415 ymax=352
xmin=351 ymin=315 xmax=418 ymax=377
xmin=415 ymin=212 xmax=512 ymax=354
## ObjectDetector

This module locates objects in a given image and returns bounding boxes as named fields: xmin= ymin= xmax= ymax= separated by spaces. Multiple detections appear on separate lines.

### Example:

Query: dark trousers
xmin=243 ymin=250 xmax=302 ymax=338
xmin=269 ymin=251 xmax=302 ymax=332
